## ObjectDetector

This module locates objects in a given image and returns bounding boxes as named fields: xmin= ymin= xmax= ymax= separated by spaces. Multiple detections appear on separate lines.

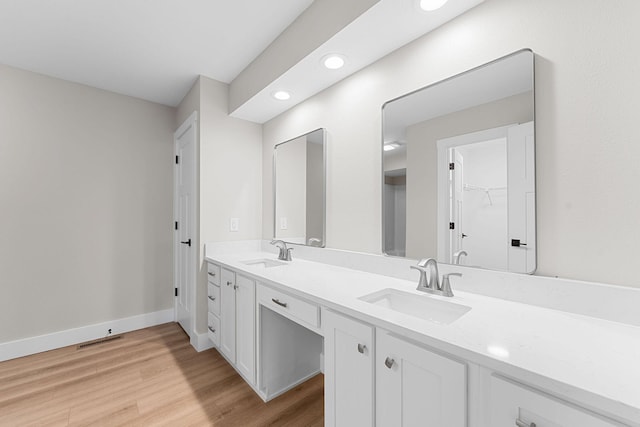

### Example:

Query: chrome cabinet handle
xmin=226 ymin=281 xmax=232 ymax=286
xmin=233 ymin=285 xmax=238 ymax=290
xmin=208 ymin=326 xmax=216 ymax=333
xmin=357 ymin=343 xmax=366 ymax=354
xmin=271 ymin=298 xmax=287 ymax=308
xmin=384 ymin=357 xmax=395 ymax=369
xmin=515 ymin=420 xmax=536 ymax=427
xmin=207 ymin=296 xmax=216 ymax=301
xmin=208 ymin=272 xmax=216 ymax=277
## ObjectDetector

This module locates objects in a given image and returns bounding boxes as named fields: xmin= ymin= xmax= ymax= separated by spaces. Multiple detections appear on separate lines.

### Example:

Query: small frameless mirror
xmin=274 ymin=128 xmax=326 ymax=247
xmin=382 ymin=49 xmax=536 ymax=274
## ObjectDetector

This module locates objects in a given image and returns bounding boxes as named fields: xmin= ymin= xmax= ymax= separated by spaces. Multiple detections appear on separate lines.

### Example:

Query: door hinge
xmin=174 ymin=288 xmax=178 ymax=297
xmin=174 ymin=221 xmax=178 ymax=230
xmin=449 ymin=222 xmax=455 ymax=230
xmin=175 ymin=155 xmax=179 ymax=164
xmin=449 ymin=162 xmax=455 ymax=170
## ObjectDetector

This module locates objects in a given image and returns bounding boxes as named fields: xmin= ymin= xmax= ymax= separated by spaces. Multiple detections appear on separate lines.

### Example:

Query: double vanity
xmin=205 ymin=241 xmax=640 ymax=427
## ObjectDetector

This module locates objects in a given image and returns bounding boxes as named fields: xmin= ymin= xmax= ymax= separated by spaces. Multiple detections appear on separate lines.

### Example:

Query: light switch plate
xmin=280 ymin=217 xmax=288 ymax=230
xmin=230 ymin=218 xmax=239 ymax=232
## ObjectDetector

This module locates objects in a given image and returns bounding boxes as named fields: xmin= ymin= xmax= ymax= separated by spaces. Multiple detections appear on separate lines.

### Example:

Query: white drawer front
xmin=207 ymin=312 xmax=220 ymax=347
xmin=258 ymin=284 xmax=319 ymax=329
xmin=207 ymin=283 xmax=221 ymax=315
xmin=207 ymin=263 xmax=221 ymax=286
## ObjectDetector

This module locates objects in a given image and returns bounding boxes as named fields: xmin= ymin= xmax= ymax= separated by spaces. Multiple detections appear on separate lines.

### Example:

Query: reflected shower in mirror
xmin=382 ymin=49 xmax=536 ymax=273
xmin=274 ymin=128 xmax=326 ymax=247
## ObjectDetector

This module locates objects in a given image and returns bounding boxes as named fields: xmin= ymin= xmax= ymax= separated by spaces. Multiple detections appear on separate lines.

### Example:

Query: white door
xmin=324 ymin=309 xmax=374 ymax=427
xmin=174 ymin=112 xmax=197 ymax=336
xmin=507 ymin=121 xmax=535 ymax=273
xmin=450 ymin=149 xmax=465 ymax=262
xmin=376 ymin=330 xmax=466 ymax=427
xmin=235 ymin=274 xmax=256 ymax=384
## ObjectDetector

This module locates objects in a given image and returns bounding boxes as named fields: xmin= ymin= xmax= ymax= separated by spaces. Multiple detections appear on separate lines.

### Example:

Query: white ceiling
xmin=0 ymin=0 xmax=314 ymax=106
xmin=0 ymin=0 xmax=485 ymax=121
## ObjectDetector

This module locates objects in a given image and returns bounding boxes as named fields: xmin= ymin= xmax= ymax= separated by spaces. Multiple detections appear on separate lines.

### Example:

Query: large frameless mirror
xmin=274 ymin=128 xmax=326 ymax=247
xmin=382 ymin=49 xmax=536 ymax=273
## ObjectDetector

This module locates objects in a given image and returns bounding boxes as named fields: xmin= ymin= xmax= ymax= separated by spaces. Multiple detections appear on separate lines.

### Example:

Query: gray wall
xmin=263 ymin=0 xmax=640 ymax=288
xmin=0 ymin=64 xmax=175 ymax=342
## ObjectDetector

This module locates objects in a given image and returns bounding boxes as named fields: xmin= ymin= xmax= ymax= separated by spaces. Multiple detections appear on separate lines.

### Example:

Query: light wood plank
xmin=0 ymin=322 xmax=324 ymax=426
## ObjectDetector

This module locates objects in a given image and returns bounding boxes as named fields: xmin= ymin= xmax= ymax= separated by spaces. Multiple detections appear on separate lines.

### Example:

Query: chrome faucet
xmin=453 ymin=250 xmax=468 ymax=265
xmin=410 ymin=258 xmax=461 ymax=297
xmin=271 ymin=239 xmax=293 ymax=261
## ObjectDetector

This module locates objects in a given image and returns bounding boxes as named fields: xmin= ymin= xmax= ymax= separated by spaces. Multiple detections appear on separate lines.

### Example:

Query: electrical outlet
xmin=280 ymin=217 xmax=288 ymax=230
xmin=230 ymin=217 xmax=239 ymax=232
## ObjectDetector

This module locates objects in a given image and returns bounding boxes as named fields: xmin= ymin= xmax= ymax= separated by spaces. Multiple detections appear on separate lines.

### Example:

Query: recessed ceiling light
xmin=419 ymin=0 xmax=449 ymax=11
xmin=322 ymin=54 xmax=346 ymax=70
xmin=272 ymin=90 xmax=291 ymax=101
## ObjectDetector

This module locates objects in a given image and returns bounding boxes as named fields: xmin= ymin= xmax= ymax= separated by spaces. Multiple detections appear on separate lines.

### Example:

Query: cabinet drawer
xmin=489 ymin=375 xmax=622 ymax=427
xmin=207 ymin=283 xmax=220 ymax=315
xmin=258 ymin=284 xmax=319 ymax=329
xmin=207 ymin=263 xmax=221 ymax=286
xmin=207 ymin=312 xmax=220 ymax=347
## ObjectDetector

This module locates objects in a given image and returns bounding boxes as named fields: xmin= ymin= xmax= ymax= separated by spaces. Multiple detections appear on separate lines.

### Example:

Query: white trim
xmin=436 ymin=125 xmax=513 ymax=262
xmin=191 ymin=331 xmax=215 ymax=352
xmin=173 ymin=111 xmax=198 ymax=337
xmin=0 ymin=309 xmax=174 ymax=362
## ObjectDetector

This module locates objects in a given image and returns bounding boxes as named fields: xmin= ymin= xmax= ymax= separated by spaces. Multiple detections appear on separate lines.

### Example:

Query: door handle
xmin=384 ymin=357 xmax=395 ymax=369
xmin=357 ymin=343 xmax=366 ymax=354
xmin=208 ymin=296 xmax=215 ymax=301
xmin=515 ymin=419 xmax=536 ymax=427
xmin=180 ymin=239 xmax=191 ymax=247
xmin=511 ymin=239 xmax=527 ymax=247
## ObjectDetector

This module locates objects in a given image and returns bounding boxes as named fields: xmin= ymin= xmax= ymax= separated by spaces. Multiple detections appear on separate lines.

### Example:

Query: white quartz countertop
xmin=206 ymin=251 xmax=640 ymax=424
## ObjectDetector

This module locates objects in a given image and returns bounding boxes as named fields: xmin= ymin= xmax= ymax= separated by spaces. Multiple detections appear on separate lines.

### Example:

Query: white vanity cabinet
xmin=488 ymin=375 xmax=625 ymax=427
xmin=323 ymin=309 xmax=374 ymax=427
xmin=218 ymin=266 xmax=256 ymax=386
xmin=376 ymin=329 xmax=467 ymax=427
xmin=206 ymin=263 xmax=221 ymax=347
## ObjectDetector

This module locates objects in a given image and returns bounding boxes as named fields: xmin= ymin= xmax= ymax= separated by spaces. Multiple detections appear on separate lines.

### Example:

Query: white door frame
xmin=174 ymin=111 xmax=198 ymax=337
xmin=436 ymin=125 xmax=512 ymax=263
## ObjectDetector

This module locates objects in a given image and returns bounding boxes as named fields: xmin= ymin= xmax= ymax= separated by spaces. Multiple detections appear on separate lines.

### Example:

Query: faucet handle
xmin=410 ymin=265 xmax=428 ymax=289
xmin=440 ymin=273 xmax=462 ymax=297
xmin=284 ymin=247 xmax=294 ymax=261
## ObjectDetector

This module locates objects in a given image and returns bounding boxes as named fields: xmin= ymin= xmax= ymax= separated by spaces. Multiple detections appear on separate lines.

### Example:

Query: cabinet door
xmin=376 ymin=330 xmax=466 ymax=427
xmin=323 ymin=309 xmax=374 ymax=427
xmin=219 ymin=268 xmax=236 ymax=362
xmin=235 ymin=274 xmax=256 ymax=385
xmin=489 ymin=375 xmax=624 ymax=427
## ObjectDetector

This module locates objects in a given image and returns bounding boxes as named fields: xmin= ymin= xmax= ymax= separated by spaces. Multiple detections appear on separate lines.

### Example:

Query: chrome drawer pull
xmin=208 ymin=272 xmax=216 ymax=277
xmin=208 ymin=296 xmax=216 ymax=301
xmin=516 ymin=419 xmax=536 ymax=427
xmin=271 ymin=298 xmax=287 ymax=308
xmin=357 ymin=344 xmax=366 ymax=354
xmin=384 ymin=357 xmax=395 ymax=369
xmin=208 ymin=326 xmax=216 ymax=333
xmin=226 ymin=281 xmax=232 ymax=286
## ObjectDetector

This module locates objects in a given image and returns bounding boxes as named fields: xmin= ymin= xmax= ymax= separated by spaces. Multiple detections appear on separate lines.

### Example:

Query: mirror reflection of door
xmin=381 ymin=49 xmax=535 ymax=274
xmin=437 ymin=122 xmax=534 ymax=273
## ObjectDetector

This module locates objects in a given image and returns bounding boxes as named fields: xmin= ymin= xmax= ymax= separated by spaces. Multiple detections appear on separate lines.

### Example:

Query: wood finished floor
xmin=0 ymin=323 xmax=324 ymax=427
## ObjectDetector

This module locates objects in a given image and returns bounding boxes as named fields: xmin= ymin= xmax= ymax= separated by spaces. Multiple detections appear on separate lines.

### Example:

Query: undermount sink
xmin=359 ymin=288 xmax=471 ymax=325
xmin=241 ymin=258 xmax=287 ymax=268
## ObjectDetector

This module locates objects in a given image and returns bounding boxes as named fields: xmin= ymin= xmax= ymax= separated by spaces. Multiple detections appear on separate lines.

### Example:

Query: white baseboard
xmin=0 ymin=308 xmax=174 ymax=362
xmin=191 ymin=331 xmax=215 ymax=352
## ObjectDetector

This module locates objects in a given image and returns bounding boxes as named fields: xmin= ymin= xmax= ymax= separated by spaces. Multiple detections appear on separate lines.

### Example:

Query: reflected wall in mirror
xmin=382 ymin=49 xmax=535 ymax=273
xmin=274 ymin=128 xmax=326 ymax=247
